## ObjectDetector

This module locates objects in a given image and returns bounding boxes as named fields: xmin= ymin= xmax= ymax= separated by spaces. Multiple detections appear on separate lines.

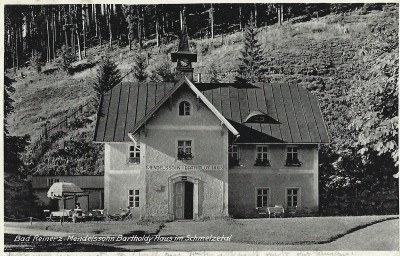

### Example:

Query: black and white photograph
xmin=2 ymin=1 xmax=399 ymax=253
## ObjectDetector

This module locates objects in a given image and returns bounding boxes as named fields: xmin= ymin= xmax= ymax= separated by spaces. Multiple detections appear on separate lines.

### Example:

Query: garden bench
xmin=257 ymin=205 xmax=285 ymax=218
xmin=267 ymin=205 xmax=285 ymax=218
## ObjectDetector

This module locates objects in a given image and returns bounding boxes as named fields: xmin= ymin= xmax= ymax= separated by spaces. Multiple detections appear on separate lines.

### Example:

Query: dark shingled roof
xmin=94 ymin=81 xmax=175 ymax=142
xmin=202 ymin=83 xmax=330 ymax=144
xmin=94 ymin=80 xmax=329 ymax=144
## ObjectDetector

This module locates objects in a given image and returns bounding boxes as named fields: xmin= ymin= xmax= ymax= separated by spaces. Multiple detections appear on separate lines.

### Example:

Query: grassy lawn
xmin=5 ymin=219 xmax=163 ymax=236
xmin=159 ymin=215 xmax=399 ymax=245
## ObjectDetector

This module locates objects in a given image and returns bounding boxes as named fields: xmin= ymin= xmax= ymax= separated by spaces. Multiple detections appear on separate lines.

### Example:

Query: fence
xmin=30 ymin=98 xmax=95 ymax=157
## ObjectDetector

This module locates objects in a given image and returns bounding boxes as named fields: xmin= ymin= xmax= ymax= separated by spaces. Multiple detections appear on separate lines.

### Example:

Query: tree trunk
xmin=254 ymin=4 xmax=258 ymax=27
xmin=162 ymin=5 xmax=166 ymax=34
xmin=13 ymin=28 xmax=16 ymax=72
xmin=210 ymin=4 xmax=214 ymax=39
xmin=76 ymin=24 xmax=82 ymax=60
xmin=65 ymin=7 xmax=69 ymax=47
xmin=82 ymin=4 xmax=86 ymax=58
xmin=94 ymin=4 xmax=98 ymax=37
xmin=155 ymin=5 xmax=160 ymax=47
xmin=137 ymin=6 xmax=143 ymax=49
xmin=47 ymin=18 xmax=51 ymax=63
xmin=180 ymin=8 xmax=183 ymax=30
xmin=239 ymin=6 xmax=242 ymax=30
xmin=108 ymin=4 xmax=112 ymax=49
xmin=53 ymin=12 xmax=56 ymax=61
xmin=277 ymin=5 xmax=281 ymax=25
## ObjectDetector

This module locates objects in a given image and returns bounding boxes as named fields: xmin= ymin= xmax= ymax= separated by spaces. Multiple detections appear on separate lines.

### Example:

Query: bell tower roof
xmin=171 ymin=7 xmax=197 ymax=63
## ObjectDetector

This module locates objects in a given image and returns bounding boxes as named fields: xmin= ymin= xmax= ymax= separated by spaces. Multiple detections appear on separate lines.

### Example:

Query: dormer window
xmin=179 ymin=101 xmax=191 ymax=116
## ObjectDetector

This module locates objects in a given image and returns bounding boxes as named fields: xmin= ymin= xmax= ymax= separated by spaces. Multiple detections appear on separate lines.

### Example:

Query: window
xmin=287 ymin=188 xmax=299 ymax=207
xmin=129 ymin=145 xmax=140 ymax=164
xmin=286 ymin=146 xmax=301 ymax=166
xmin=177 ymin=140 xmax=193 ymax=160
xmin=256 ymin=188 xmax=269 ymax=208
xmin=179 ymin=101 xmax=191 ymax=116
xmin=255 ymin=146 xmax=270 ymax=166
xmin=128 ymin=189 xmax=140 ymax=207
xmin=47 ymin=178 xmax=59 ymax=187
xmin=228 ymin=145 xmax=240 ymax=167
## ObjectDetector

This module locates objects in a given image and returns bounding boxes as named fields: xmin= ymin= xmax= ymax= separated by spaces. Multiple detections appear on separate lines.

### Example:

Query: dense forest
xmin=3 ymin=3 xmax=398 ymax=218
xmin=4 ymin=3 xmax=374 ymax=71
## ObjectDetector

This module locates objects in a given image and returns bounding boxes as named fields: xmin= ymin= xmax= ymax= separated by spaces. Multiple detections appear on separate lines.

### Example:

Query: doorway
xmin=173 ymin=181 xmax=194 ymax=220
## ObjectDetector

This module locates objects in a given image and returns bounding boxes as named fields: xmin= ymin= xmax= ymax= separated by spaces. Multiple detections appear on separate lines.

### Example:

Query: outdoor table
xmin=51 ymin=210 xmax=72 ymax=221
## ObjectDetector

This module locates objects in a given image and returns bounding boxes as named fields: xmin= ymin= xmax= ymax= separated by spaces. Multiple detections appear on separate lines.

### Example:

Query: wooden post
xmin=30 ymin=217 xmax=32 ymax=225
xmin=44 ymin=122 xmax=49 ymax=140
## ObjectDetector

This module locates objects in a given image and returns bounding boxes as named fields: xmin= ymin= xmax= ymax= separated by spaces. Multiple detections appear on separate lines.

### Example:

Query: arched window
xmin=179 ymin=101 xmax=191 ymax=116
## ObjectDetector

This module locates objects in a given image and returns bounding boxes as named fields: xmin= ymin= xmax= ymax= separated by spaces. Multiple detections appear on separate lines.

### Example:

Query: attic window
xmin=179 ymin=101 xmax=191 ymax=116
xmin=244 ymin=110 xmax=279 ymax=124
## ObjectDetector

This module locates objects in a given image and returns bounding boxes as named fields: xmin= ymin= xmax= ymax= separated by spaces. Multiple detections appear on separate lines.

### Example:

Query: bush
xmin=150 ymin=55 xmax=176 ymax=82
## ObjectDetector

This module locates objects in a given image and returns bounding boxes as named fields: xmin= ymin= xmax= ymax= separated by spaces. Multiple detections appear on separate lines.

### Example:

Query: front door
xmin=174 ymin=181 xmax=194 ymax=220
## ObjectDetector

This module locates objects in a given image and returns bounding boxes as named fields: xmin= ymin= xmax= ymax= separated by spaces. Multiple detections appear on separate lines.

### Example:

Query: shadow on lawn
xmin=316 ymin=216 xmax=399 ymax=245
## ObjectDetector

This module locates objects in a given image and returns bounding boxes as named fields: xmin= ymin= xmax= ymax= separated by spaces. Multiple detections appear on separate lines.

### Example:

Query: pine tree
xmin=92 ymin=54 xmax=122 ymax=103
xmin=56 ymin=45 xmax=77 ymax=74
xmin=235 ymin=14 xmax=266 ymax=84
xmin=132 ymin=52 xmax=148 ymax=82
xmin=30 ymin=51 xmax=44 ymax=73
xmin=4 ymin=75 xmax=37 ymax=218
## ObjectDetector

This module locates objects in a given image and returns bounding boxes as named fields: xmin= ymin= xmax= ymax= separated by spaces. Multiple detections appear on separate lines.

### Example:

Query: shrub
xmin=151 ymin=56 xmax=176 ymax=82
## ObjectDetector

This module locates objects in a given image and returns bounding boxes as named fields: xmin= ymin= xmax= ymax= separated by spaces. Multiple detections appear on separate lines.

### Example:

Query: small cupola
xmin=171 ymin=7 xmax=197 ymax=82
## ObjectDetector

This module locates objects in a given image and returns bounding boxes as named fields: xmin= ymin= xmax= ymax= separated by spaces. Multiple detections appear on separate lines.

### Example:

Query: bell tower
xmin=171 ymin=7 xmax=197 ymax=82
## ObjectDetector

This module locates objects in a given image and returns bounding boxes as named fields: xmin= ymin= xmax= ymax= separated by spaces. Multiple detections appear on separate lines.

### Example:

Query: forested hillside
xmin=4 ymin=3 xmax=398 ymax=217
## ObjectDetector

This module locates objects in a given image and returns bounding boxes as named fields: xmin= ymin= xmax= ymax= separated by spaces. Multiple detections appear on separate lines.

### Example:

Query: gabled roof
xmin=94 ymin=81 xmax=175 ymax=142
xmin=201 ymin=83 xmax=330 ymax=144
xmin=94 ymin=78 xmax=239 ymax=142
xmin=129 ymin=77 xmax=238 ymax=136
xmin=94 ymin=79 xmax=329 ymax=144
